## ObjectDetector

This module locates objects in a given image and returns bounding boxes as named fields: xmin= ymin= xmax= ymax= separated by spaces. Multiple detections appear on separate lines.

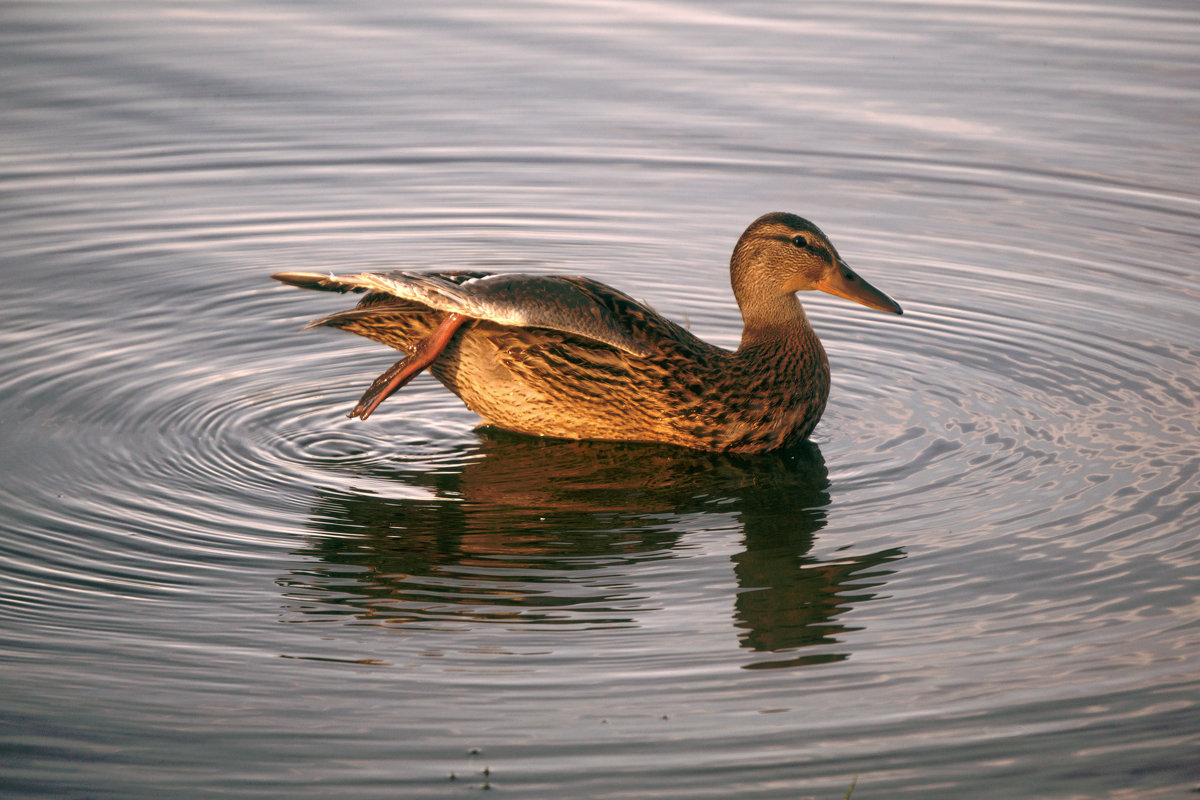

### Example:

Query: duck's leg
xmin=348 ymin=312 xmax=468 ymax=421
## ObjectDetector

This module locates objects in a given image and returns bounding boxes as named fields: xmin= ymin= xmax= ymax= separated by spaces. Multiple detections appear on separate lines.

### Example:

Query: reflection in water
xmin=281 ymin=431 xmax=903 ymax=668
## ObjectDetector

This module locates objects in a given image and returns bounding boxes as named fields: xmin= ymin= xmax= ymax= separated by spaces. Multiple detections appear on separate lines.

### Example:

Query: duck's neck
xmin=732 ymin=290 xmax=831 ymax=450
xmin=736 ymin=291 xmax=818 ymax=352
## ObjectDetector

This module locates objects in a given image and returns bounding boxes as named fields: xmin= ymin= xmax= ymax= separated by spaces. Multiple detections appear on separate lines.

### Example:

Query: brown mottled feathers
xmin=288 ymin=271 xmax=826 ymax=452
xmin=272 ymin=213 xmax=901 ymax=453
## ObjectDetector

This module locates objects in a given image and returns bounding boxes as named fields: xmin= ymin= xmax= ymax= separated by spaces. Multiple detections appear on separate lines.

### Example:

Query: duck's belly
xmin=428 ymin=328 xmax=827 ymax=453
xmin=430 ymin=332 xmax=688 ymax=447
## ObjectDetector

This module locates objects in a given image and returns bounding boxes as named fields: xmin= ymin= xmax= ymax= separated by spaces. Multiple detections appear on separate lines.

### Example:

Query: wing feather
xmin=272 ymin=271 xmax=652 ymax=357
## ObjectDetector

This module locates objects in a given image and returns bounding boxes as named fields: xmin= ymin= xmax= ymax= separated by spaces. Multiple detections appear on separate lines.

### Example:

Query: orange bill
xmin=815 ymin=260 xmax=903 ymax=315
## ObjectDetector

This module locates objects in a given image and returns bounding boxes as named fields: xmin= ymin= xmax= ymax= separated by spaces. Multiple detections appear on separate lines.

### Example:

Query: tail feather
xmin=271 ymin=272 xmax=364 ymax=293
xmin=303 ymin=306 xmax=412 ymax=330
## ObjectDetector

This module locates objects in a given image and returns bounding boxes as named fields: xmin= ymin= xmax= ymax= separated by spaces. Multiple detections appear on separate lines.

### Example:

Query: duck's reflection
xmin=283 ymin=430 xmax=902 ymax=668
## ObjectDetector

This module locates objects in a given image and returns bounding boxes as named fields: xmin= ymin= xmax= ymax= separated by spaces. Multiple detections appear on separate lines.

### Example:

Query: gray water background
xmin=2 ymin=2 xmax=1198 ymax=798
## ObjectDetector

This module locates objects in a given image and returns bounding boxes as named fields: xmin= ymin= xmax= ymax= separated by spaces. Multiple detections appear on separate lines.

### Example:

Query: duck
xmin=271 ymin=212 xmax=902 ymax=454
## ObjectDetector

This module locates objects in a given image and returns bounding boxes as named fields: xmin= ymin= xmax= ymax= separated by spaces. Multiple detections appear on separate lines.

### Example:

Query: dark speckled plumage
xmin=272 ymin=212 xmax=902 ymax=453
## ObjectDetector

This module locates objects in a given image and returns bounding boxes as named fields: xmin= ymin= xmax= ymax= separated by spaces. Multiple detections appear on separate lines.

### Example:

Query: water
xmin=2 ymin=1 xmax=1198 ymax=798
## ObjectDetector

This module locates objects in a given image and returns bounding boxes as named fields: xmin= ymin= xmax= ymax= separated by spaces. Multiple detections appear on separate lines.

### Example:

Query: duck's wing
xmin=272 ymin=270 xmax=654 ymax=357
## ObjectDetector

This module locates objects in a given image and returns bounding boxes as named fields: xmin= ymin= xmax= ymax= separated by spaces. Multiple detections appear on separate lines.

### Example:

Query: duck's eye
xmin=791 ymin=235 xmax=809 ymax=249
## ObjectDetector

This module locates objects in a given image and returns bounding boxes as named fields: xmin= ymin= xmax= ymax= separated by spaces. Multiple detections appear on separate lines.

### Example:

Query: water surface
xmin=2 ymin=1 xmax=1198 ymax=798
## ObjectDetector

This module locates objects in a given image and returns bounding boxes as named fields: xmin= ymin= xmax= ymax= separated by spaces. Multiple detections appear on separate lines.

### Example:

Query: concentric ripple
xmin=3 ymin=0 xmax=1199 ymax=796
xmin=0 ymin=269 xmax=488 ymax=613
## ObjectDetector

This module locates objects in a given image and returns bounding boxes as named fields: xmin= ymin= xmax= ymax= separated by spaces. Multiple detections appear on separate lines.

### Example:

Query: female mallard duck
xmin=272 ymin=212 xmax=902 ymax=453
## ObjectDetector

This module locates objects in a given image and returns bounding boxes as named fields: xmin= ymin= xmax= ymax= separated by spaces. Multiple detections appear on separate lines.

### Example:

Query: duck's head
xmin=731 ymin=212 xmax=902 ymax=322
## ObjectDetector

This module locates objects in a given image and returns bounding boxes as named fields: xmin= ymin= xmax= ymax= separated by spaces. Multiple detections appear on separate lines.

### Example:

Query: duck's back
xmin=424 ymin=274 xmax=738 ymax=447
xmin=427 ymin=276 xmax=829 ymax=452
